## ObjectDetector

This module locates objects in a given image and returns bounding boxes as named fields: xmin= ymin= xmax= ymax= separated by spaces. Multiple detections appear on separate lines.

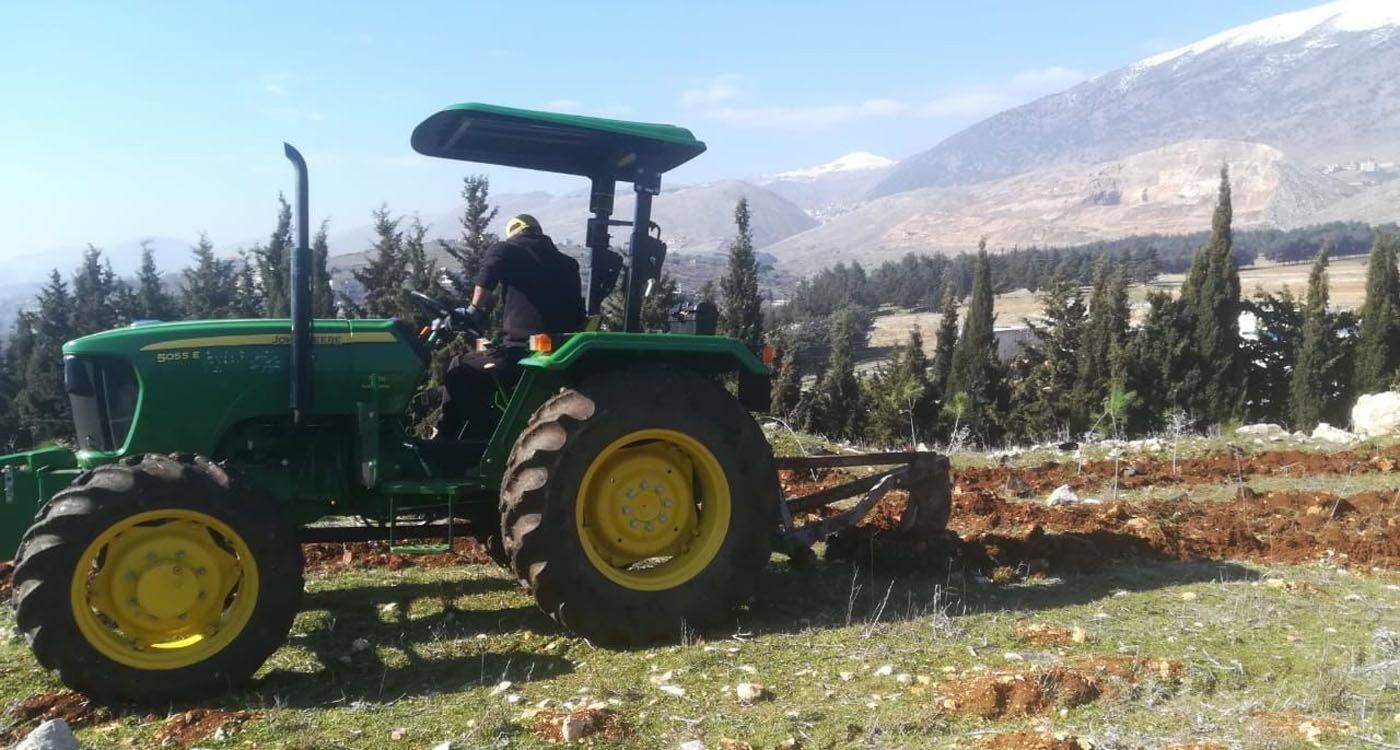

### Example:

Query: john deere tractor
xmin=1 ymin=104 xmax=950 ymax=703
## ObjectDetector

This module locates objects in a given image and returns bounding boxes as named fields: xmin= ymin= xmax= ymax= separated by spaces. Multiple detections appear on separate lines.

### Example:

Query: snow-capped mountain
xmin=758 ymin=152 xmax=896 ymax=211
xmin=873 ymin=0 xmax=1400 ymax=196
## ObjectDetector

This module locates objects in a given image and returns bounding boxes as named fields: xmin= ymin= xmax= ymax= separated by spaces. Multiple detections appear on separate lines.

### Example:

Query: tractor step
xmin=388 ymin=543 xmax=452 ymax=555
xmin=380 ymin=479 xmax=469 ymax=496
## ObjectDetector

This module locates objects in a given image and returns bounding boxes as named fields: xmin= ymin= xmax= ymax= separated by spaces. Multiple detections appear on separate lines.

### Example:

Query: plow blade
xmin=774 ymin=451 xmax=952 ymax=558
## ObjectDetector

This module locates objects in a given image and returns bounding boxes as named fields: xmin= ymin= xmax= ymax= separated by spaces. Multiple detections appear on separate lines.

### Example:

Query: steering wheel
xmin=409 ymin=290 xmax=453 ymax=319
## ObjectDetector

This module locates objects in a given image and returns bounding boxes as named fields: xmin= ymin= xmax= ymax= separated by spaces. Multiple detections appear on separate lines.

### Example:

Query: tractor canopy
xmin=410 ymin=103 xmax=706 ymax=182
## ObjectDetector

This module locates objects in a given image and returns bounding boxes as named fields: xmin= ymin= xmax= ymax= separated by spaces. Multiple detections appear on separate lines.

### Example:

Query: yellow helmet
xmin=506 ymin=213 xmax=541 ymax=239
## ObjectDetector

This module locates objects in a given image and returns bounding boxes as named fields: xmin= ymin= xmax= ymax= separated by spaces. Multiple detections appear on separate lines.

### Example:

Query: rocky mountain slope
xmin=768 ymin=140 xmax=1354 ymax=269
xmin=753 ymin=152 xmax=895 ymax=211
xmin=873 ymin=0 xmax=1400 ymax=197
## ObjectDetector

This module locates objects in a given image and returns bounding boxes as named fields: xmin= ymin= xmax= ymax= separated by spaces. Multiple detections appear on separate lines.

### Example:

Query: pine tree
xmin=134 ymin=240 xmax=178 ymax=320
xmin=699 ymin=280 xmax=717 ymax=305
xmin=255 ymin=194 xmax=294 ymax=317
xmin=1074 ymin=258 xmax=1129 ymax=426
xmin=1354 ymin=230 xmax=1400 ymax=393
xmin=71 ymin=246 xmax=124 ymax=335
xmin=1007 ymin=274 xmax=1086 ymax=441
xmin=1124 ymin=291 xmax=1190 ymax=433
xmin=1291 ymin=244 xmax=1337 ymax=430
xmin=311 ymin=220 xmax=336 ymax=317
xmin=1177 ymin=165 xmax=1243 ymax=424
xmin=929 ymin=280 xmax=959 ymax=399
xmin=352 ymin=205 xmax=410 ymax=319
xmin=448 ymin=174 xmax=498 ymax=286
xmin=232 ymin=250 xmax=264 ymax=318
xmin=1241 ymin=288 xmax=1300 ymax=423
xmin=769 ymin=332 xmax=802 ymax=418
xmin=866 ymin=328 xmax=934 ymax=447
xmin=15 ymin=272 xmax=75 ymax=441
xmin=720 ymin=198 xmax=763 ymax=349
xmin=600 ymin=272 xmax=680 ymax=331
xmin=181 ymin=234 xmax=239 ymax=318
xmin=802 ymin=309 xmax=863 ymax=440
xmin=403 ymin=216 xmax=438 ymax=294
xmin=945 ymin=243 xmax=1003 ymax=441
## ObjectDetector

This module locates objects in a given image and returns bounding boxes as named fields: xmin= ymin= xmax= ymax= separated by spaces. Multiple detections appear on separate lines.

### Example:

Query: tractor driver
xmin=437 ymin=213 xmax=585 ymax=441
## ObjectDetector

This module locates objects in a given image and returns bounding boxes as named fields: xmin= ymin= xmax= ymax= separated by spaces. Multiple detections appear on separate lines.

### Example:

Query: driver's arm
xmin=470 ymin=285 xmax=494 ymax=311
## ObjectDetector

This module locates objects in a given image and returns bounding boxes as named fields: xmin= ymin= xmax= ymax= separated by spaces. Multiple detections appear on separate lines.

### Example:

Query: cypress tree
xmin=352 ymin=206 xmax=410 ymax=319
xmin=1177 ymin=165 xmax=1242 ymax=424
xmin=71 ymin=246 xmax=123 ymax=335
xmin=403 ymin=216 xmax=437 ymax=293
xmin=1354 ymin=231 xmax=1400 ymax=393
xmin=1291 ymin=244 xmax=1336 ymax=430
xmin=1074 ymin=258 xmax=1129 ymax=426
xmin=1241 ymin=288 xmax=1301 ymax=423
xmin=232 ymin=250 xmax=264 ymax=318
xmin=803 ymin=309 xmax=863 ymax=440
xmin=929 ymin=280 xmax=959 ymax=399
xmin=1124 ymin=291 xmax=1190 ymax=433
xmin=311 ymin=220 xmax=336 ymax=317
xmin=770 ymin=332 xmax=802 ymax=418
xmin=720 ymin=198 xmax=763 ymax=349
xmin=945 ymin=243 xmax=1003 ymax=441
xmin=1007 ymin=274 xmax=1086 ymax=441
xmin=181 ymin=234 xmax=239 ymax=319
xmin=134 ymin=240 xmax=179 ymax=320
xmin=255 ymin=194 xmax=294 ymax=317
xmin=15 ymin=271 xmax=75 ymax=441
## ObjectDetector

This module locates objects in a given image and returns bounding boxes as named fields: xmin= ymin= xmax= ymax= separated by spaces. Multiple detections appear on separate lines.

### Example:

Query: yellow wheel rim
xmin=69 ymin=509 xmax=260 ymax=671
xmin=575 ymin=429 xmax=731 ymax=592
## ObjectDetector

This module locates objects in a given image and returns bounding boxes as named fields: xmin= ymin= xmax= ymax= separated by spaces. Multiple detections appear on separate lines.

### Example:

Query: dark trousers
xmin=437 ymin=347 xmax=526 ymax=441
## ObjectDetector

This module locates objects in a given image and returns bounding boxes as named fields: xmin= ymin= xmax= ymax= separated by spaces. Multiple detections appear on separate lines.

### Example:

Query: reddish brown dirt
xmin=1 ymin=690 xmax=118 ymax=745
xmin=956 ymin=445 xmax=1400 ymax=498
xmin=529 ymin=707 xmax=634 ymax=743
xmin=937 ymin=656 xmax=1181 ymax=720
xmin=156 ymin=708 xmax=259 ymax=748
xmin=1014 ymin=622 xmax=1086 ymax=647
xmin=302 ymin=537 xmax=493 ymax=572
xmin=1162 ymin=743 xmax=1229 ymax=750
xmin=971 ymin=732 xmax=1092 ymax=750
xmin=0 ymin=560 xmax=12 ymax=600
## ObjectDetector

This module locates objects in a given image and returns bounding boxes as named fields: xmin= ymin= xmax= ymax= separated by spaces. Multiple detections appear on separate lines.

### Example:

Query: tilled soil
xmin=529 ymin=707 xmax=634 ymax=743
xmin=301 ymin=537 xmax=494 ymax=572
xmin=156 ymin=708 xmax=259 ymax=748
xmin=956 ymin=446 xmax=1400 ymax=498
xmin=0 ymin=690 xmax=118 ymax=745
xmin=936 ymin=656 xmax=1181 ymax=720
xmin=969 ymin=730 xmax=1094 ymax=749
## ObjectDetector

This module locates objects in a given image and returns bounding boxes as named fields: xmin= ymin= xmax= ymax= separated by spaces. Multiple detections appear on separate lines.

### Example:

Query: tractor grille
xmin=65 ymin=356 xmax=139 ymax=452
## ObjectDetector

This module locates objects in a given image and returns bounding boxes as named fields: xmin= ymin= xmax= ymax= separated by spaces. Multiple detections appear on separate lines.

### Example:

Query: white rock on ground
xmin=1046 ymin=484 xmax=1081 ymax=506
xmin=1311 ymin=422 xmax=1358 ymax=443
xmin=16 ymin=719 xmax=80 ymax=750
xmin=1237 ymin=423 xmax=1288 ymax=439
xmin=1353 ymin=392 xmax=1400 ymax=438
xmin=679 ymin=741 xmax=706 ymax=750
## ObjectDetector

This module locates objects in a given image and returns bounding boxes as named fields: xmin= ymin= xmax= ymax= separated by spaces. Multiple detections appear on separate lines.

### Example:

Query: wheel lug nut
xmin=644 ymin=523 xmax=654 ymax=532
xmin=126 ymin=571 xmax=138 ymax=581
xmin=176 ymin=550 xmax=186 ymax=559
xmin=629 ymin=520 xmax=640 ymax=529
xmin=198 ymin=591 xmax=207 ymax=600
xmin=195 ymin=567 xmax=207 ymax=576
xmin=146 ymin=551 xmax=157 ymax=561
xmin=622 ymin=505 xmax=631 ymax=515
xmin=662 ymin=498 xmax=671 ymax=508
xmin=658 ymin=513 xmax=668 ymax=523
xmin=639 ymin=480 xmax=650 ymax=490
xmin=127 ymin=597 xmax=138 ymax=607
xmin=625 ymin=489 xmax=636 ymax=499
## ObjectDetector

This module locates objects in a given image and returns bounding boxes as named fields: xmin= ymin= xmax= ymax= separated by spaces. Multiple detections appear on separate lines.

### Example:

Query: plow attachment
xmin=774 ymin=451 xmax=952 ymax=560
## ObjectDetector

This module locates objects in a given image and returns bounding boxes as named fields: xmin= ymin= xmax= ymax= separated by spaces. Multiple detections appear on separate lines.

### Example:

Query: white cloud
xmin=706 ymin=98 xmax=905 ymax=129
xmin=918 ymin=66 xmax=1089 ymax=119
xmin=680 ymin=74 xmax=744 ymax=107
xmin=261 ymin=72 xmax=295 ymax=97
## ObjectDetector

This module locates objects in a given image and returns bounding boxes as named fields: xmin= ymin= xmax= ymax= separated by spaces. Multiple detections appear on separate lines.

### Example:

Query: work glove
xmin=453 ymin=304 xmax=486 ymax=335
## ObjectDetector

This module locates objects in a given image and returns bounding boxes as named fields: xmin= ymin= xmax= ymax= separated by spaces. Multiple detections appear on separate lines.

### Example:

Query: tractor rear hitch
xmin=774 ymin=451 xmax=952 ymax=559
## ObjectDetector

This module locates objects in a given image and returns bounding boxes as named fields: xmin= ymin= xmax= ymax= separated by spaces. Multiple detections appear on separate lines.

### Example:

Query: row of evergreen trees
xmin=767 ymin=168 xmax=1400 ymax=448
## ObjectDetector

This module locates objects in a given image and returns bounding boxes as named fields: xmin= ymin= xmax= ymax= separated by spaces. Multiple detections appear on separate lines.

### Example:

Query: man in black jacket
xmin=437 ymin=214 xmax=584 ymax=440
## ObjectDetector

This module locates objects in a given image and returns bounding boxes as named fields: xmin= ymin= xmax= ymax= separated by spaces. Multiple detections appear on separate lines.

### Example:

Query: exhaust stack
xmin=284 ymin=143 xmax=313 ymax=423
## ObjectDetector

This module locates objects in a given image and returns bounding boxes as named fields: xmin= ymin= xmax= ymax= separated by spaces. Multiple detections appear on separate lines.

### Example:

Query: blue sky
xmin=0 ymin=0 xmax=1314 ymax=259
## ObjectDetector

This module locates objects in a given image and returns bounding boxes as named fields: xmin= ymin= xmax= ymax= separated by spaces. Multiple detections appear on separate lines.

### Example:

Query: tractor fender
xmin=520 ymin=331 xmax=771 ymax=411
xmin=1 ymin=447 xmax=82 ymax=561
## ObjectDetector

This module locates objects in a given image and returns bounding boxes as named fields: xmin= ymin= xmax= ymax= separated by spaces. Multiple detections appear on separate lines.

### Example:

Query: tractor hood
xmin=411 ymin=103 xmax=706 ymax=181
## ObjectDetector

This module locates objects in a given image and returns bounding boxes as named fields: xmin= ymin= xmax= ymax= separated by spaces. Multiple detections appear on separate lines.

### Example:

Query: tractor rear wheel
xmin=500 ymin=367 xmax=779 ymax=644
xmin=10 ymin=455 xmax=302 ymax=703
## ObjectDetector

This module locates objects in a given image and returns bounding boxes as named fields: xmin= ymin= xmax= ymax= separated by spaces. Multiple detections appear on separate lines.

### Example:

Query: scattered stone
xmin=735 ymin=683 xmax=771 ymax=704
xmin=1006 ymin=474 xmax=1033 ymax=498
xmin=1353 ymin=391 xmax=1400 ymax=438
xmin=15 ymin=719 xmax=78 ymax=750
xmin=491 ymin=680 xmax=512 ymax=695
xmin=659 ymin=684 xmax=687 ymax=698
xmin=679 ymin=741 xmax=706 ymax=750
xmin=838 ymin=671 xmax=855 ymax=681
xmin=351 ymin=637 xmax=372 ymax=652
xmin=776 ymin=739 xmax=802 ymax=750
xmin=1310 ymin=423 xmax=1357 ymax=443
xmin=719 ymin=740 xmax=753 ymax=750
xmin=1045 ymin=485 xmax=1081 ymax=506
xmin=1237 ymin=423 xmax=1287 ymax=439
xmin=392 ymin=728 xmax=407 ymax=741
xmin=432 ymin=742 xmax=453 ymax=750
xmin=560 ymin=715 xmax=587 ymax=742
xmin=873 ymin=664 xmax=893 ymax=676
xmin=1180 ymin=591 xmax=1198 ymax=601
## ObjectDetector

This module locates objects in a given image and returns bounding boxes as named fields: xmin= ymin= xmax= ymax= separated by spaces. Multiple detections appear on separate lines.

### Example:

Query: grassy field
xmin=2 ymin=438 xmax=1399 ymax=749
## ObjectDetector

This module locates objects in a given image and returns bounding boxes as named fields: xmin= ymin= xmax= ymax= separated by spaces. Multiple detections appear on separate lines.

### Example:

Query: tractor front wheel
xmin=501 ymin=367 xmax=779 ymax=644
xmin=10 ymin=455 xmax=303 ymax=703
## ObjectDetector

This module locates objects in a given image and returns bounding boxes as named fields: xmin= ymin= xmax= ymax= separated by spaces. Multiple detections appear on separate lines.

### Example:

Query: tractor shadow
xmin=233 ymin=574 xmax=571 ymax=708
xmin=739 ymin=532 xmax=1260 ymax=637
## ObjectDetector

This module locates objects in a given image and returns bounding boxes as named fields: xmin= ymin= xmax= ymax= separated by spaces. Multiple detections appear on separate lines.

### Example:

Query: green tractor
xmin=1 ymin=104 xmax=951 ymax=703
